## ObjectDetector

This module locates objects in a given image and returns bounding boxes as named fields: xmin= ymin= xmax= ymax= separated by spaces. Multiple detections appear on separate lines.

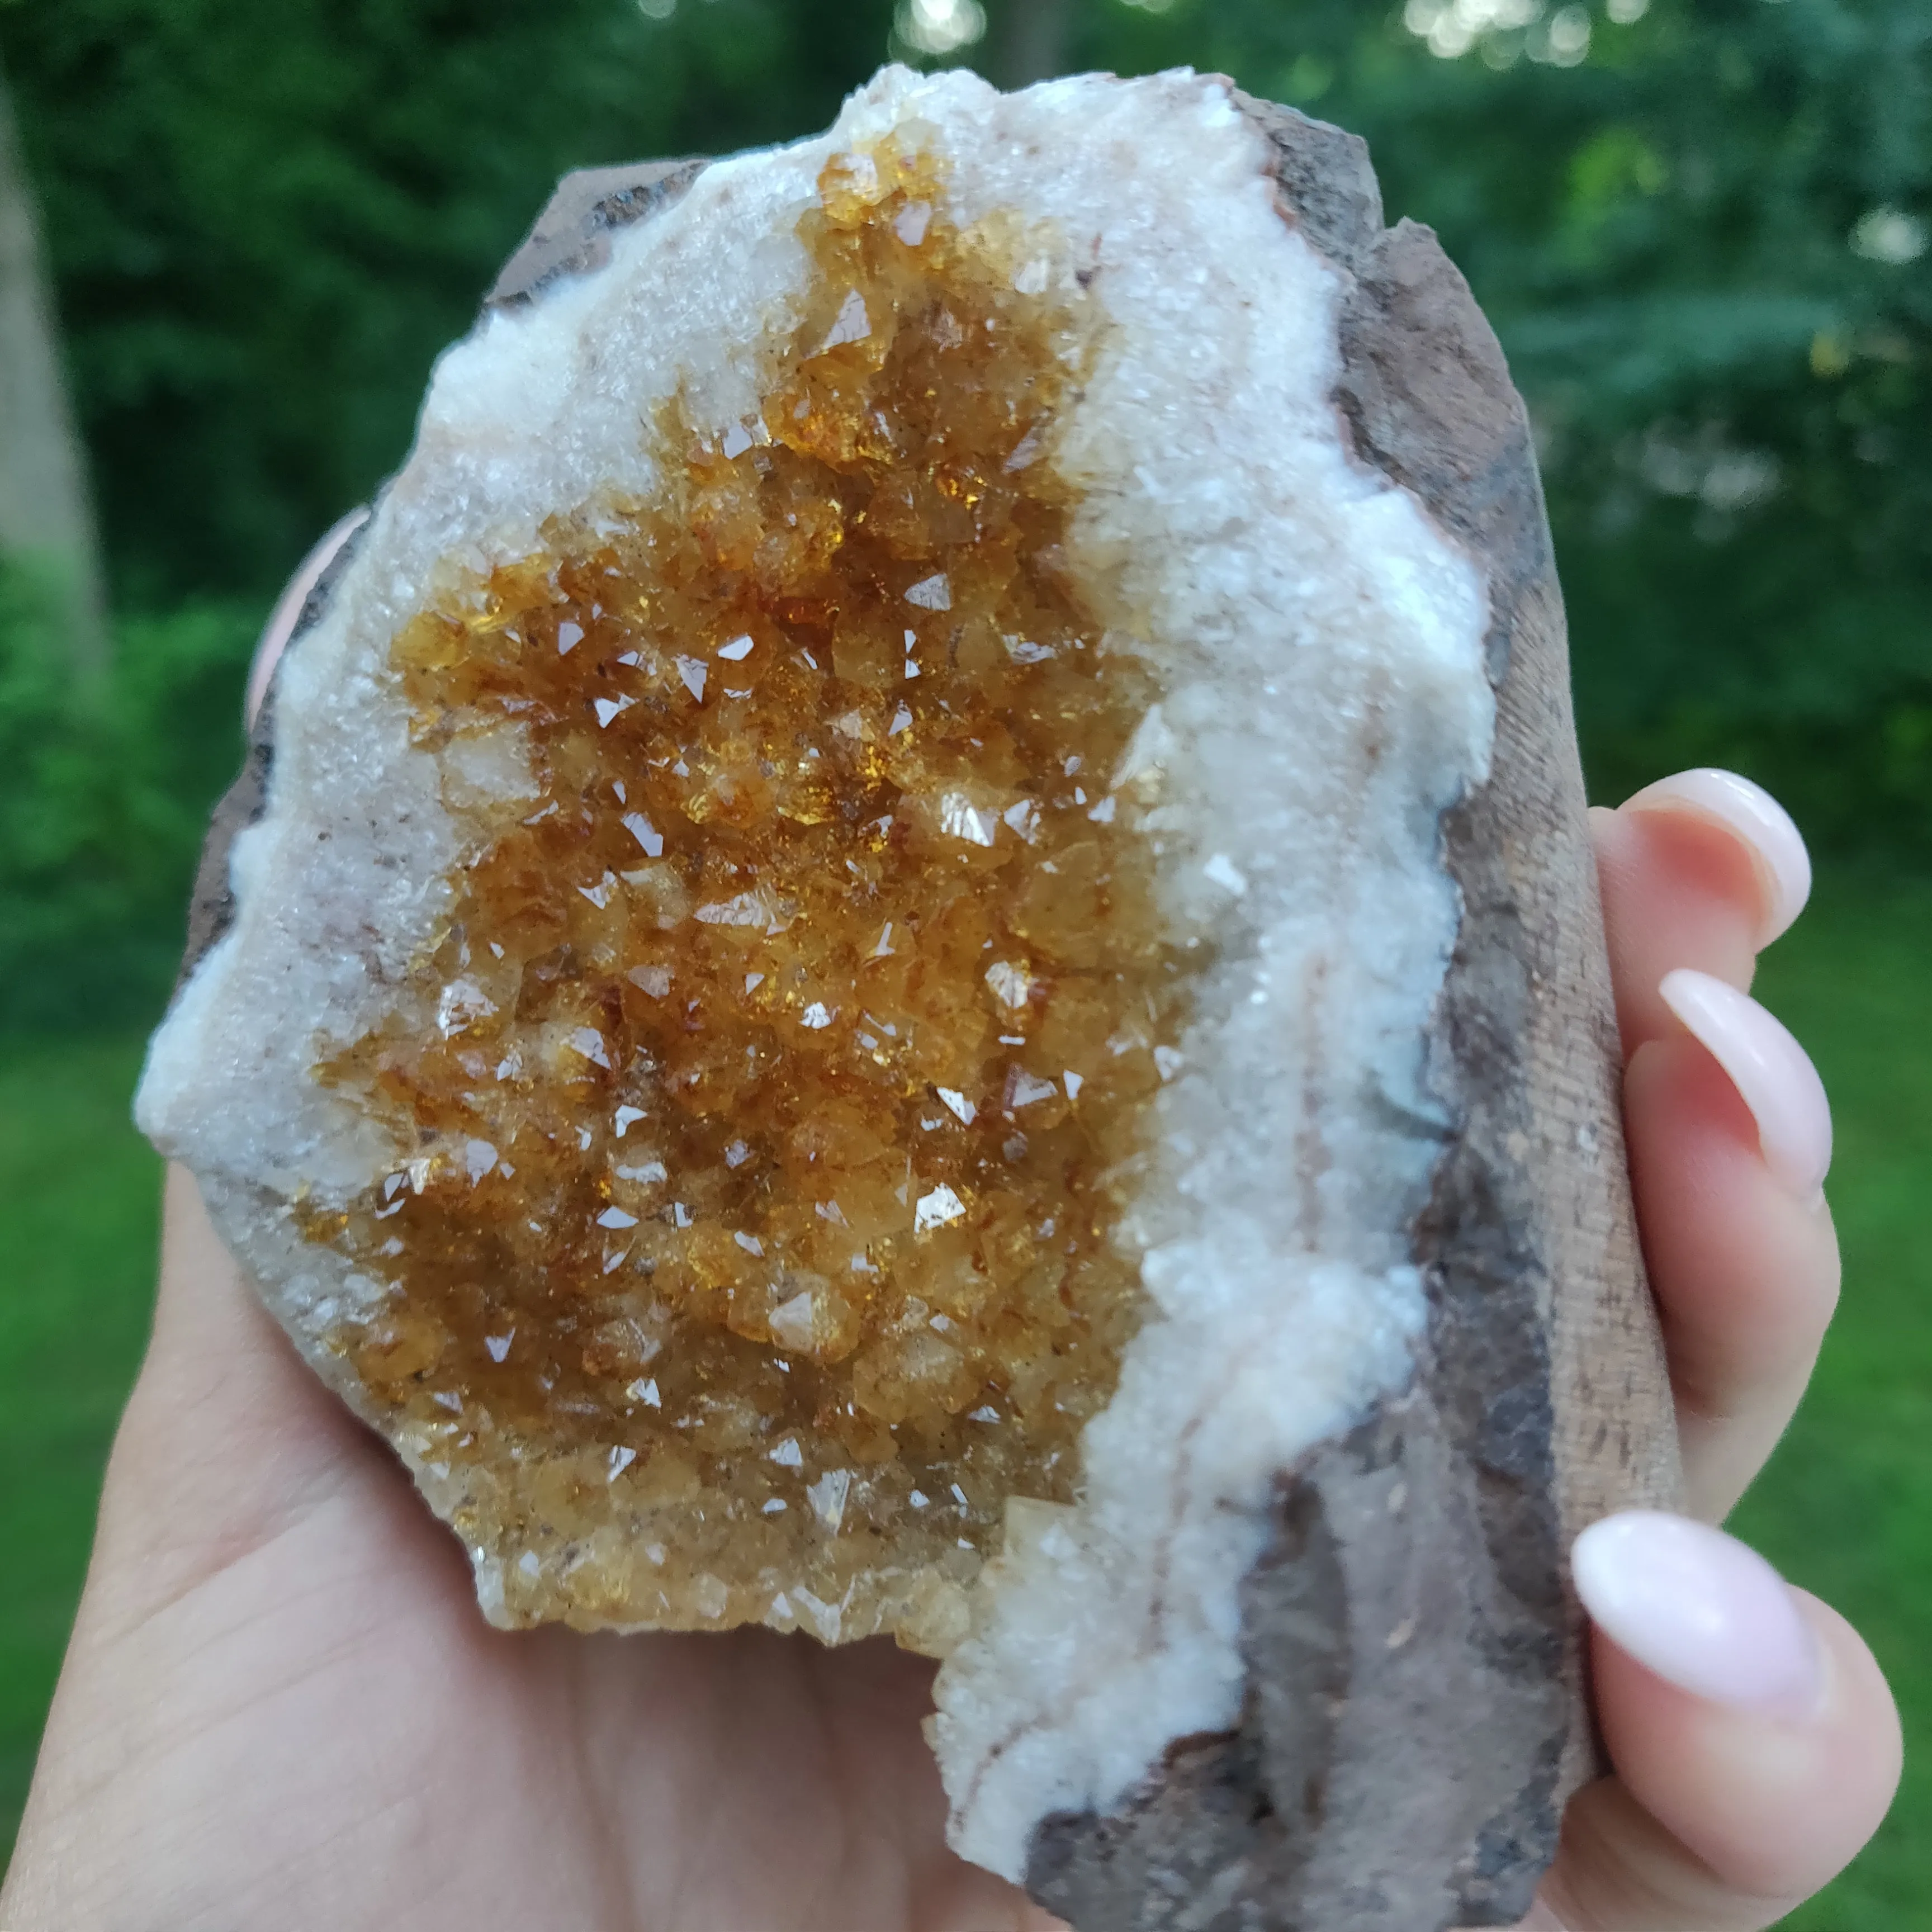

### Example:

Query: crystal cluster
xmin=298 ymin=138 xmax=1190 ymax=1649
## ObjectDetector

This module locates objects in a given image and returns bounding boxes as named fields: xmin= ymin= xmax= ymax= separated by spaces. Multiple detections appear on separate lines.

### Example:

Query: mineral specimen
xmin=138 ymin=65 xmax=1677 ymax=1932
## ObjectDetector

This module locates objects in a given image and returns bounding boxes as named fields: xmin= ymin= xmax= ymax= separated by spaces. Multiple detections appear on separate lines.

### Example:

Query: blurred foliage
xmin=1086 ymin=0 xmax=1932 ymax=849
xmin=0 ymin=0 xmax=894 ymax=606
xmin=0 ymin=0 xmax=1925 ymax=1032
xmin=0 ymin=561 xmax=254 ymax=1031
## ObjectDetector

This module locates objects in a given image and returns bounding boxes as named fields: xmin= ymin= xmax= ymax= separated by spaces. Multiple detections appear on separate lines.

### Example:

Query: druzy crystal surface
xmin=299 ymin=139 xmax=1185 ymax=1650
xmin=140 ymin=65 xmax=1511 ymax=1876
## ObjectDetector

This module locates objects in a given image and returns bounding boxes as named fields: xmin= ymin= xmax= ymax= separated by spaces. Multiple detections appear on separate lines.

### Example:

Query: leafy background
xmin=0 ymin=0 xmax=1925 ymax=1921
xmin=2 ymin=0 xmax=1926 ymax=1031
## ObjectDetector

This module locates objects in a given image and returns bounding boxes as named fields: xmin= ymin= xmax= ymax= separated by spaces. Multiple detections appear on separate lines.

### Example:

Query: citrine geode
xmin=139 ymin=65 xmax=1676 ymax=1932
xmin=296 ymin=131 xmax=1171 ymax=1658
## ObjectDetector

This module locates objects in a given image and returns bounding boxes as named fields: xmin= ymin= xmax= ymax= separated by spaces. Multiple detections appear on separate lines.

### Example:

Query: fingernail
xmin=246 ymin=506 xmax=370 ymax=728
xmin=1573 ymin=1511 xmax=1823 ymax=1716
xmin=1658 ymin=967 xmax=1831 ymax=1199
xmin=1625 ymin=768 xmax=1811 ymax=946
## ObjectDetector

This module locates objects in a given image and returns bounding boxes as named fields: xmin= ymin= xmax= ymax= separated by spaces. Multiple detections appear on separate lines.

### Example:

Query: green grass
xmin=0 ymin=1035 xmax=159 ymax=1866
xmin=0 ymin=878 xmax=1925 ymax=1917
xmin=1732 ymin=873 xmax=1932 ymax=1929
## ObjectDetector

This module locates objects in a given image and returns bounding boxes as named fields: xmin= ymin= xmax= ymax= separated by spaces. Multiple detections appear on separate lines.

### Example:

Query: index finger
xmin=1594 ymin=769 xmax=1811 ymax=1054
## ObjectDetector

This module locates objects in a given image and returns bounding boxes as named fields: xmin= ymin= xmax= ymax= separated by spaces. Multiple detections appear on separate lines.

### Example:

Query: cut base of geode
xmin=139 ymin=65 xmax=1677 ymax=1932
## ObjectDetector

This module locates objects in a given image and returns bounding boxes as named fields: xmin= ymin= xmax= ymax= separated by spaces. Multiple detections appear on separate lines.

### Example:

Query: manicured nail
xmin=1658 ymin=967 xmax=1831 ymax=1199
xmin=1573 ymin=1511 xmax=1823 ymax=1716
xmin=245 ymin=506 xmax=370 ymax=728
xmin=1625 ymin=768 xmax=1811 ymax=946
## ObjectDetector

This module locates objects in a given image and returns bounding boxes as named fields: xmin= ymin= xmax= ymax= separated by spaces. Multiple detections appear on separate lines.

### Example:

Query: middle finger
xmin=1592 ymin=774 xmax=1836 ymax=1519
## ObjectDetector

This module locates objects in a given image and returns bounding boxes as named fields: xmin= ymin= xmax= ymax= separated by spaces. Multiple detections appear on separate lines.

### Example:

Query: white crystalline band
xmin=831 ymin=72 xmax=1495 ymax=1877
xmin=134 ymin=62 xmax=1495 ymax=1883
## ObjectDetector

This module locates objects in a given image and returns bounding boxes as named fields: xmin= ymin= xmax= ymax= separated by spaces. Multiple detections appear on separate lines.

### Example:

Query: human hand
xmin=0 ymin=768 xmax=1897 ymax=1932
xmin=1505 ymin=770 xmax=1902 ymax=1930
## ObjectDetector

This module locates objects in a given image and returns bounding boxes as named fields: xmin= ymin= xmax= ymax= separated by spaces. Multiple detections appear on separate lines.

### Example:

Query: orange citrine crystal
xmin=304 ymin=138 xmax=1191 ymax=1649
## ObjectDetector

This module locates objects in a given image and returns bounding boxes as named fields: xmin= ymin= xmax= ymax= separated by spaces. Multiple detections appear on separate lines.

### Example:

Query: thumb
xmin=84 ymin=1165 xmax=402 ymax=1637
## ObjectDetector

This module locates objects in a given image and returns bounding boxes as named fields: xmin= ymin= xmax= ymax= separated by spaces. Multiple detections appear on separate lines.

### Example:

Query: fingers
xmin=1594 ymin=769 xmax=1810 ymax=1050
xmin=1536 ymin=1514 xmax=1900 ymax=1930
xmin=1594 ymin=773 xmax=1839 ymax=1521
xmin=1623 ymin=999 xmax=1839 ymax=1521
xmin=1624 ymin=770 xmax=1812 ymax=947
xmin=1656 ymin=972 xmax=1829 ymax=1202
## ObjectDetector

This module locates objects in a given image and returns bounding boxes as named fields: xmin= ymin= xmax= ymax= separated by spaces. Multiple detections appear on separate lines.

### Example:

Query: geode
xmin=138 ymin=65 xmax=1678 ymax=1931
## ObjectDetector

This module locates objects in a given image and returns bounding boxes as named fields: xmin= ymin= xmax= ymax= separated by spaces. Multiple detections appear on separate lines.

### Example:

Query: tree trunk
xmin=0 ymin=52 xmax=107 ymax=679
xmin=983 ymin=0 xmax=1074 ymax=88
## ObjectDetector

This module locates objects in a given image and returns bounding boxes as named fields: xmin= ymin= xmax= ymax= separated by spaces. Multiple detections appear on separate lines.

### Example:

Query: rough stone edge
xmin=169 ymin=157 xmax=712 ymax=991
xmin=1020 ymin=93 xmax=1680 ymax=1932
xmin=487 ymin=159 xmax=707 ymax=310
xmin=174 ymin=517 xmax=370 ymax=987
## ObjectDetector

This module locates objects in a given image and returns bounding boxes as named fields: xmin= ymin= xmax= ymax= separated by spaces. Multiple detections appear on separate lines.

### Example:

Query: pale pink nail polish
xmin=1573 ymin=1512 xmax=1822 ymax=1715
xmin=1624 ymin=768 xmax=1812 ymax=946
xmin=1658 ymin=967 xmax=1831 ymax=1199
xmin=245 ymin=506 xmax=370 ymax=728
